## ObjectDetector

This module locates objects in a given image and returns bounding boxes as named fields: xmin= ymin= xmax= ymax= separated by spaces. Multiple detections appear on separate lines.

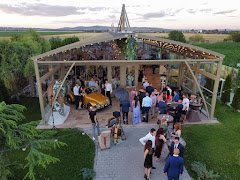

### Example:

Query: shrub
xmin=189 ymin=35 xmax=205 ymax=43
xmin=231 ymin=87 xmax=240 ymax=111
xmin=191 ymin=161 xmax=220 ymax=179
xmin=221 ymin=74 xmax=232 ymax=104
xmin=80 ymin=168 xmax=96 ymax=180
xmin=168 ymin=30 xmax=186 ymax=43
xmin=230 ymin=32 xmax=240 ymax=42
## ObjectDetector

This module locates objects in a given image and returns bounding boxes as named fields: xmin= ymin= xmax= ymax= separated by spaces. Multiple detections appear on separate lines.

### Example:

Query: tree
xmin=231 ymin=88 xmax=240 ymax=111
xmin=0 ymin=102 xmax=66 ymax=180
xmin=0 ymin=80 xmax=10 ymax=103
xmin=221 ymin=74 xmax=232 ymax=104
xmin=229 ymin=32 xmax=240 ymax=42
xmin=189 ymin=35 xmax=205 ymax=43
xmin=168 ymin=30 xmax=186 ymax=43
xmin=0 ymin=30 xmax=51 ymax=99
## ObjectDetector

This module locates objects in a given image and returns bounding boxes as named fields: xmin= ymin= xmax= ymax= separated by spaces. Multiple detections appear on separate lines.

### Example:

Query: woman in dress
xmin=155 ymin=128 xmax=167 ymax=161
xmin=129 ymin=87 xmax=138 ymax=108
xmin=132 ymin=96 xmax=141 ymax=125
xmin=144 ymin=140 xmax=153 ymax=180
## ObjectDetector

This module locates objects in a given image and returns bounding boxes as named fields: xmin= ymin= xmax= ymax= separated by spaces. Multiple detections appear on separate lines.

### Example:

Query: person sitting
xmin=158 ymin=96 xmax=167 ymax=114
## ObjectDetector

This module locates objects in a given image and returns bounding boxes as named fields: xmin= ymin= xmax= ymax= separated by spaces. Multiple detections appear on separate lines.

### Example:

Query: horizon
xmin=0 ymin=0 xmax=240 ymax=29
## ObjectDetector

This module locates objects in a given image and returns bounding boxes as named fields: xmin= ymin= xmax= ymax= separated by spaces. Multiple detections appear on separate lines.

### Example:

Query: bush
xmin=230 ymin=32 xmax=240 ymax=42
xmin=189 ymin=35 xmax=205 ymax=43
xmin=168 ymin=30 xmax=186 ymax=43
xmin=191 ymin=161 xmax=220 ymax=179
xmin=80 ymin=168 xmax=96 ymax=180
xmin=231 ymin=87 xmax=240 ymax=111
xmin=221 ymin=74 xmax=232 ymax=104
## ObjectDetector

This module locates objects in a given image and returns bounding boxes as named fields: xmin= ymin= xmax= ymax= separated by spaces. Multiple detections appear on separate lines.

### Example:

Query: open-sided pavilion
xmin=32 ymin=5 xmax=224 ymax=125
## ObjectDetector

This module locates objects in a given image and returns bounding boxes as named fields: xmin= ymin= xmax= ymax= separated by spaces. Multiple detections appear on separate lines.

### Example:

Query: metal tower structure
xmin=117 ymin=4 xmax=130 ymax=32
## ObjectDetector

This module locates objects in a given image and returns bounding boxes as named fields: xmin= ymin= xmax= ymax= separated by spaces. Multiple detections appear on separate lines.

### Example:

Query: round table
xmin=157 ymin=114 xmax=174 ymax=124
xmin=187 ymin=103 xmax=203 ymax=122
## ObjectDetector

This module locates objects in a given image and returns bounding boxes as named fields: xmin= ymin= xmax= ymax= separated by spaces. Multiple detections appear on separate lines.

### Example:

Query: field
xmin=183 ymin=102 xmax=240 ymax=179
xmin=0 ymin=31 xmax=103 ymax=41
xmin=0 ymin=31 xmax=229 ymax=43
xmin=195 ymin=42 xmax=240 ymax=67
xmin=140 ymin=32 xmax=228 ymax=43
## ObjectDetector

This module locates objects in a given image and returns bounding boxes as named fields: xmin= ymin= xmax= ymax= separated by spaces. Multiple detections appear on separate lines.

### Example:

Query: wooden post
xmin=134 ymin=64 xmax=139 ymax=86
xmin=184 ymin=61 xmax=210 ymax=120
xmin=178 ymin=63 xmax=183 ymax=87
xmin=120 ymin=64 xmax=126 ymax=87
xmin=33 ymin=59 xmax=46 ymax=123
xmin=210 ymin=60 xmax=223 ymax=119
xmin=107 ymin=65 xmax=112 ymax=82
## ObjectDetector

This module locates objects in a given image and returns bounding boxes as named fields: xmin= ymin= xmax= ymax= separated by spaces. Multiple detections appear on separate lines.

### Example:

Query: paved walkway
xmin=84 ymin=124 xmax=191 ymax=180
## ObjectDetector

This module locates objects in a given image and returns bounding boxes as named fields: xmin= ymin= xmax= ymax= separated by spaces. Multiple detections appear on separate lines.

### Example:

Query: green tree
xmin=49 ymin=37 xmax=62 ymax=50
xmin=0 ymin=102 xmax=66 ymax=180
xmin=168 ymin=30 xmax=186 ymax=43
xmin=0 ymin=30 xmax=50 ymax=99
xmin=189 ymin=34 xmax=205 ymax=43
xmin=231 ymin=88 xmax=240 ymax=111
xmin=229 ymin=32 xmax=240 ymax=42
xmin=221 ymin=74 xmax=232 ymax=104
xmin=61 ymin=37 xmax=79 ymax=46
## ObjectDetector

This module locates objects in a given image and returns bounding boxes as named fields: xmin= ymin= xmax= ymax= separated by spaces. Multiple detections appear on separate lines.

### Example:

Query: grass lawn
xmin=195 ymin=42 xmax=240 ymax=68
xmin=7 ymin=98 xmax=95 ymax=180
xmin=183 ymin=102 xmax=240 ymax=179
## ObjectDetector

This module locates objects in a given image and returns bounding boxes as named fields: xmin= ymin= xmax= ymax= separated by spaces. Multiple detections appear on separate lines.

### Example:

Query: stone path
xmin=83 ymin=124 xmax=191 ymax=180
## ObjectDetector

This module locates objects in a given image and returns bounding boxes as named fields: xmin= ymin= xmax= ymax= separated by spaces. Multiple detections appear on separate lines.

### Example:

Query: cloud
xmin=0 ymin=3 xmax=83 ymax=16
xmin=213 ymin=9 xmax=237 ymax=15
xmin=187 ymin=9 xmax=196 ymax=14
xmin=0 ymin=3 xmax=108 ymax=17
xmin=143 ymin=9 xmax=183 ymax=19
xmin=199 ymin=9 xmax=212 ymax=13
xmin=143 ymin=11 xmax=168 ymax=19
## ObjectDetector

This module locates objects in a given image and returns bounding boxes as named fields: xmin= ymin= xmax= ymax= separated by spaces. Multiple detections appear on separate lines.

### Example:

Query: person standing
xmin=73 ymin=83 xmax=80 ymax=110
xmin=142 ymin=93 xmax=152 ymax=123
xmin=139 ymin=128 xmax=156 ymax=170
xmin=155 ymin=128 xmax=167 ymax=161
xmin=164 ymin=148 xmax=184 ymax=180
xmin=158 ymin=96 xmax=167 ymax=114
xmin=132 ymin=96 xmax=141 ymax=125
xmin=182 ymin=93 xmax=190 ymax=122
xmin=105 ymin=80 xmax=112 ymax=106
xmin=89 ymin=106 xmax=100 ymax=141
xmin=143 ymin=140 xmax=153 ymax=180
xmin=120 ymin=99 xmax=131 ymax=124
xmin=150 ymin=91 xmax=157 ymax=119
xmin=169 ymin=137 xmax=185 ymax=158
xmin=100 ymin=83 xmax=105 ymax=96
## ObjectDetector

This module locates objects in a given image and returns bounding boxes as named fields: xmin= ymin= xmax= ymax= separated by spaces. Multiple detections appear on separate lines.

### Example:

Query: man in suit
xmin=164 ymin=148 xmax=184 ymax=180
xmin=120 ymin=99 xmax=131 ymax=124
xmin=170 ymin=137 xmax=184 ymax=158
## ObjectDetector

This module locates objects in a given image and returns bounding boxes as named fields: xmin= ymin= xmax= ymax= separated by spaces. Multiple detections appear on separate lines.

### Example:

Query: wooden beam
xmin=191 ymin=66 xmax=217 ymax=80
xmin=33 ymin=59 xmax=45 ymax=123
xmin=210 ymin=60 xmax=223 ymax=119
xmin=51 ymin=62 xmax=76 ymax=110
xmin=37 ymin=59 xmax=221 ymax=65
xmin=40 ymin=65 xmax=61 ymax=82
xmin=184 ymin=61 xmax=210 ymax=120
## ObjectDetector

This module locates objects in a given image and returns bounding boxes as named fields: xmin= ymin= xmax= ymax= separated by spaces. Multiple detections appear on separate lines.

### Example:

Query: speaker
xmin=113 ymin=111 xmax=120 ymax=118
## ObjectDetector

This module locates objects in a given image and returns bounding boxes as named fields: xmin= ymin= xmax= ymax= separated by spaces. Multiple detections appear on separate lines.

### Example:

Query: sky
xmin=0 ymin=0 xmax=240 ymax=29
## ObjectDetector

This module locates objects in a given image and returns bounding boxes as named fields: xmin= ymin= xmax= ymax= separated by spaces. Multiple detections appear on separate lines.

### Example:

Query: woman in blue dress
xmin=132 ymin=96 xmax=141 ymax=125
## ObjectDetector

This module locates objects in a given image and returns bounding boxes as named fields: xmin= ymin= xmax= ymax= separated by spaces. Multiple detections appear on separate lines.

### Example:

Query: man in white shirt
xmin=105 ymin=80 xmax=112 ymax=105
xmin=143 ymin=80 xmax=150 ymax=89
xmin=139 ymin=128 xmax=156 ymax=169
xmin=182 ymin=93 xmax=190 ymax=122
xmin=73 ymin=83 xmax=80 ymax=110
xmin=142 ymin=93 xmax=152 ymax=123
